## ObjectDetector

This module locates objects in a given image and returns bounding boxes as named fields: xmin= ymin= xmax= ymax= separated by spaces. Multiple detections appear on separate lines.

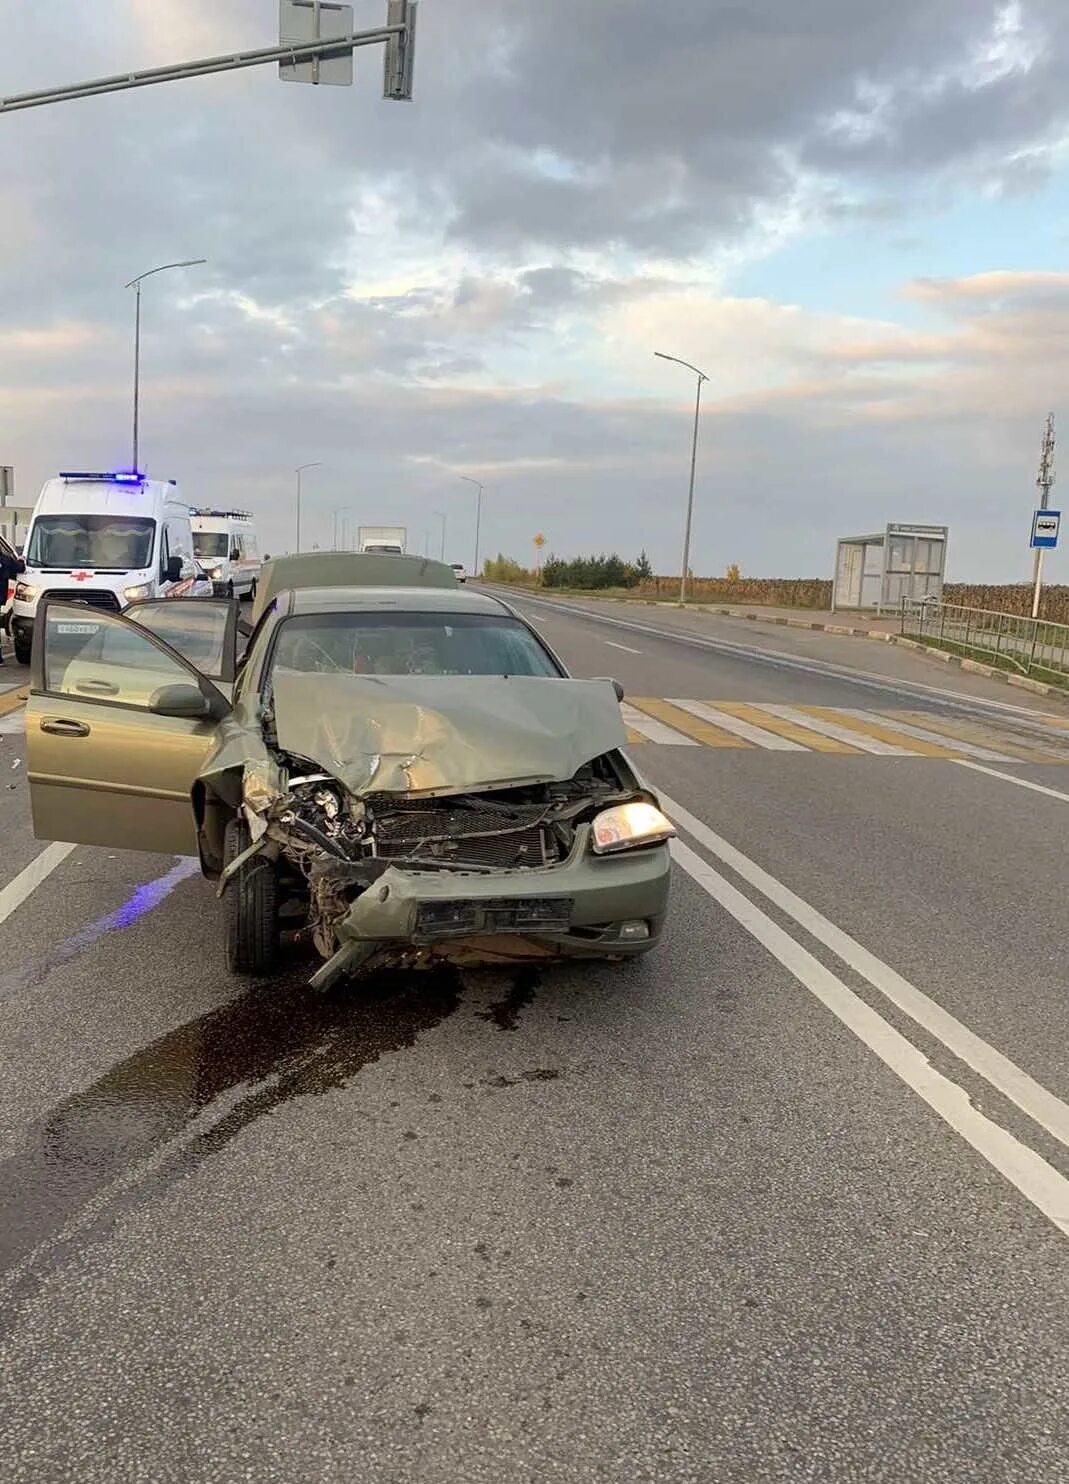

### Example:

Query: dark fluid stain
xmin=477 ymin=967 xmax=540 ymax=1031
xmin=0 ymin=967 xmax=461 ymax=1309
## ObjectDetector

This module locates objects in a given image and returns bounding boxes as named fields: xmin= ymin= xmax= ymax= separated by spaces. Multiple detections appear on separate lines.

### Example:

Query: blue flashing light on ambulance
xmin=10 ymin=470 xmax=212 ymax=664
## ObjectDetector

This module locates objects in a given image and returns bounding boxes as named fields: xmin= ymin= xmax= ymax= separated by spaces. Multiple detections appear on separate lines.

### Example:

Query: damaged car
xmin=25 ymin=571 xmax=673 ymax=988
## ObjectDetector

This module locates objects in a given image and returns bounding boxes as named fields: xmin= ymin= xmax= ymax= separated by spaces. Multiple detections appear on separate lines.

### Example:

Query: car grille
xmin=373 ymin=802 xmax=556 ymax=869
xmin=44 ymin=588 xmax=122 ymax=611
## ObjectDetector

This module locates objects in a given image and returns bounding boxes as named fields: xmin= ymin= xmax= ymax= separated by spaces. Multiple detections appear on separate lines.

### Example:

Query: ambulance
xmin=191 ymin=509 xmax=262 ymax=599
xmin=11 ymin=470 xmax=211 ymax=664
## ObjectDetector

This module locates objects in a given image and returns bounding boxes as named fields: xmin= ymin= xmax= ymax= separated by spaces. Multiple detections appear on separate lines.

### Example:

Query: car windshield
xmin=269 ymin=611 xmax=559 ymax=681
xmin=27 ymin=514 xmax=155 ymax=571
xmin=194 ymin=532 xmax=230 ymax=559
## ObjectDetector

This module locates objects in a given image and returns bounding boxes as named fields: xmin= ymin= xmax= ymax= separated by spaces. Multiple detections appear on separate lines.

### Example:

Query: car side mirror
xmin=165 ymin=555 xmax=183 ymax=583
xmin=594 ymin=677 xmax=625 ymax=702
xmin=148 ymin=683 xmax=210 ymax=719
xmin=230 ymin=549 xmax=240 ymax=562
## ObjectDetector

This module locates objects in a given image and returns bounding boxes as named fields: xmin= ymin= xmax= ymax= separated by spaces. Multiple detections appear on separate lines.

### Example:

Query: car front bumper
xmin=309 ymin=829 xmax=672 ymax=988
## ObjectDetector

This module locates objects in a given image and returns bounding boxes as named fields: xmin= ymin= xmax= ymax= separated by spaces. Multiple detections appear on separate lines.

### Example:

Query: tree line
xmin=483 ymin=551 xmax=654 ymax=590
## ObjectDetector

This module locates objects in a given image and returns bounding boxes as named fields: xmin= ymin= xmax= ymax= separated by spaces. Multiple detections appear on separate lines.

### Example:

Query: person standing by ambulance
xmin=0 ymin=541 xmax=25 ymax=664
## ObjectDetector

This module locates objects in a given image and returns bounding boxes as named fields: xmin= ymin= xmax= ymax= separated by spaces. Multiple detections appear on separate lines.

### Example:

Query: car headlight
xmin=14 ymin=582 xmax=38 ymax=603
xmin=123 ymin=581 xmax=153 ymax=603
xmin=243 ymin=767 xmax=283 ymax=814
xmin=592 ymin=800 xmax=675 ymax=855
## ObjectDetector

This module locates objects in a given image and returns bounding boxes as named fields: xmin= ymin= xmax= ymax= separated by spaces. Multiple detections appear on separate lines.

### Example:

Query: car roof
xmin=280 ymin=585 xmax=510 ymax=617
xmin=252 ymin=550 xmax=457 ymax=622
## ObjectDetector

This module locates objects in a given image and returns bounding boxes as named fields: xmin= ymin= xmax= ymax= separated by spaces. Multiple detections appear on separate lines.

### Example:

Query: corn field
xmin=635 ymin=577 xmax=1069 ymax=623
xmin=637 ymin=576 xmax=833 ymax=608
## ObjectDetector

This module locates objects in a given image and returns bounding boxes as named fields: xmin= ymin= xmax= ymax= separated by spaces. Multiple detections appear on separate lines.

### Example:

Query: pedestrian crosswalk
xmin=621 ymin=699 xmax=1069 ymax=764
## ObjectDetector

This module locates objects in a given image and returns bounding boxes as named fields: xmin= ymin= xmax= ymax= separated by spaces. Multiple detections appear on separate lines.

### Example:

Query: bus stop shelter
xmin=0 ymin=504 xmax=33 ymax=551
xmin=832 ymin=523 xmax=948 ymax=614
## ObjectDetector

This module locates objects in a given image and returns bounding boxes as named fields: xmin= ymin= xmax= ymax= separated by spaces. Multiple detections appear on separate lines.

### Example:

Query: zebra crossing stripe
xmin=619 ymin=701 xmax=698 ymax=746
xmin=751 ymin=704 xmax=917 ymax=756
xmin=630 ymin=698 xmax=757 ymax=749
xmin=667 ymin=698 xmax=806 ymax=751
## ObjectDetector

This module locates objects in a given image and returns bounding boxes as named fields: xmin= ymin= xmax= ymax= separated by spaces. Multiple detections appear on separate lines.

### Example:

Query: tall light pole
xmin=435 ymin=509 xmax=447 ymax=560
xmin=125 ymin=258 xmax=207 ymax=470
xmin=460 ymin=476 xmax=484 ymax=577
xmin=332 ymin=507 xmax=349 ymax=551
xmin=1031 ymin=413 xmax=1056 ymax=620
xmin=294 ymin=462 xmax=322 ymax=552
xmin=654 ymin=351 xmax=708 ymax=606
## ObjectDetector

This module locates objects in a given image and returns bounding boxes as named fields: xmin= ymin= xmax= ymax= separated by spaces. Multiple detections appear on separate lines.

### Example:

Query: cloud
xmin=2 ymin=2 xmax=1069 ymax=588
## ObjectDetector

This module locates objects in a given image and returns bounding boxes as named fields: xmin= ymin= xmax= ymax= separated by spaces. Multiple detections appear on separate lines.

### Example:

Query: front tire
xmin=13 ymin=629 xmax=31 ymax=665
xmin=223 ymin=818 xmax=279 ymax=976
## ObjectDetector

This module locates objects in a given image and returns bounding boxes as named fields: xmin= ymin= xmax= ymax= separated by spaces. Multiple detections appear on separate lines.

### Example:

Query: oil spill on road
xmin=0 ymin=968 xmax=461 ymax=1321
xmin=476 ymin=966 xmax=540 ymax=1031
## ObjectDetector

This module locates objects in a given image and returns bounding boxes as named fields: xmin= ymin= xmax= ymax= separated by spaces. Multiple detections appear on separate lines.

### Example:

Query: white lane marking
xmin=501 ymin=589 xmax=1066 ymax=725
xmin=0 ymin=841 xmax=76 ymax=928
xmin=750 ymin=703 xmax=916 ymax=756
xmin=668 ymin=698 xmax=806 ymax=752
xmin=605 ymin=640 xmax=643 ymax=655
xmin=953 ymin=759 xmax=1069 ymax=804
xmin=670 ymin=837 xmax=1069 ymax=1239
xmin=619 ymin=701 xmax=698 ymax=746
xmin=839 ymin=709 xmax=1015 ymax=763
xmin=661 ymin=791 xmax=1069 ymax=1151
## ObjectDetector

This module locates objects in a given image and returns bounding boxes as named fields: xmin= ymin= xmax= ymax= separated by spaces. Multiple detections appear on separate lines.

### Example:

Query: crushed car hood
xmin=271 ymin=672 xmax=626 ymax=796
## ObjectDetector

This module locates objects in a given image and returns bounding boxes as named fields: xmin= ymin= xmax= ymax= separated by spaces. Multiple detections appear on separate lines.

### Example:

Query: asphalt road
xmin=2 ymin=605 xmax=1069 ymax=1483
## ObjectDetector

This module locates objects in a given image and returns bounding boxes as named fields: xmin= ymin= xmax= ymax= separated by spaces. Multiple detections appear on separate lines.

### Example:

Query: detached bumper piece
xmin=414 ymin=896 xmax=575 ymax=941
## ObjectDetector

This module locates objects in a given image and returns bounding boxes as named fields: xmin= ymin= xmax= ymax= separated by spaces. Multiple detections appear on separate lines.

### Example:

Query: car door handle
xmin=40 ymin=718 xmax=91 ymax=738
xmin=74 ymin=679 xmax=119 ymax=696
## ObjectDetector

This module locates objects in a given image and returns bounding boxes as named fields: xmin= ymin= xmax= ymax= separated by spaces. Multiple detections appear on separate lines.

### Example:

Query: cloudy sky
xmin=2 ymin=0 xmax=1069 ymax=581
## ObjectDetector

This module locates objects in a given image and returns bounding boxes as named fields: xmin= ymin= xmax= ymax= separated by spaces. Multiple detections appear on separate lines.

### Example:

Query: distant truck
xmin=357 ymin=525 xmax=406 ymax=555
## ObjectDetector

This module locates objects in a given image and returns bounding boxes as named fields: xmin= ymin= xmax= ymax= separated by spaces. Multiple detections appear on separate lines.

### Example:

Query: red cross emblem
xmin=70 ymin=570 xmax=93 ymax=581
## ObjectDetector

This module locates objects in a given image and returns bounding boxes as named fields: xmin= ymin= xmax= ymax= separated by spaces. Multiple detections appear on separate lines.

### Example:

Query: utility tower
xmin=1031 ymin=413 xmax=1056 ymax=619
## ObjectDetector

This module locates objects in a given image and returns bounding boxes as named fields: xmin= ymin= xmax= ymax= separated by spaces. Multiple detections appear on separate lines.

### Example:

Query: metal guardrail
xmin=901 ymin=598 xmax=1069 ymax=684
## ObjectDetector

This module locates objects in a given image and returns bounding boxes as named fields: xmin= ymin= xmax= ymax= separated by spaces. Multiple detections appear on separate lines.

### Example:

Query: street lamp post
xmin=654 ymin=351 xmax=709 ymax=606
xmin=435 ymin=509 xmax=447 ymax=561
xmin=125 ymin=258 xmax=207 ymax=469
xmin=294 ymin=462 xmax=322 ymax=552
xmin=460 ymin=476 xmax=484 ymax=578
xmin=332 ymin=507 xmax=349 ymax=551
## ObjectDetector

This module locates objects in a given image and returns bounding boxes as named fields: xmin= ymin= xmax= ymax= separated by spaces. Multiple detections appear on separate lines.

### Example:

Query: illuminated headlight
xmin=243 ymin=768 xmax=282 ymax=814
xmin=122 ymin=582 xmax=153 ymax=603
xmin=591 ymin=801 xmax=675 ymax=855
xmin=14 ymin=582 xmax=39 ymax=603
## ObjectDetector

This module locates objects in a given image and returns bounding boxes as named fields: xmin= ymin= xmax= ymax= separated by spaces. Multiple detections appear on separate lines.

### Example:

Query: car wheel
xmin=13 ymin=630 xmax=32 ymax=665
xmin=223 ymin=817 xmax=280 ymax=976
xmin=247 ymin=578 xmax=257 ymax=601
xmin=226 ymin=581 xmax=235 ymax=600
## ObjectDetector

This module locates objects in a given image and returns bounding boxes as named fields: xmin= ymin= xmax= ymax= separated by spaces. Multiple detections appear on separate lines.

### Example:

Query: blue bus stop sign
xmin=1031 ymin=510 xmax=1061 ymax=549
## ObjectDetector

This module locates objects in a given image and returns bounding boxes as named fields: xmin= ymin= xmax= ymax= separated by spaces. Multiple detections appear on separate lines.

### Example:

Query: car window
xmin=123 ymin=600 xmax=232 ymax=679
xmin=43 ymin=606 xmax=196 ymax=708
xmin=267 ymin=611 xmax=559 ymax=687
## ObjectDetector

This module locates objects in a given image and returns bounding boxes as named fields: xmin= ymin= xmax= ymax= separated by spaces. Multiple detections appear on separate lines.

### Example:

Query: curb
xmin=0 ymin=685 xmax=29 ymax=718
xmin=491 ymin=586 xmax=1067 ymax=703
xmin=691 ymin=609 xmax=1063 ymax=699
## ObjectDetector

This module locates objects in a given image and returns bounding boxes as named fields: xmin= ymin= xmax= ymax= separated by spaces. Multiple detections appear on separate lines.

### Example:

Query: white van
xmin=191 ymin=509 xmax=262 ymax=599
xmin=11 ymin=471 xmax=209 ymax=665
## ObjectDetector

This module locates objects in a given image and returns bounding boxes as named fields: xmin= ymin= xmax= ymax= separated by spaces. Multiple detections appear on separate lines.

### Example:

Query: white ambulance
xmin=191 ymin=509 xmax=262 ymax=599
xmin=11 ymin=470 xmax=211 ymax=665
